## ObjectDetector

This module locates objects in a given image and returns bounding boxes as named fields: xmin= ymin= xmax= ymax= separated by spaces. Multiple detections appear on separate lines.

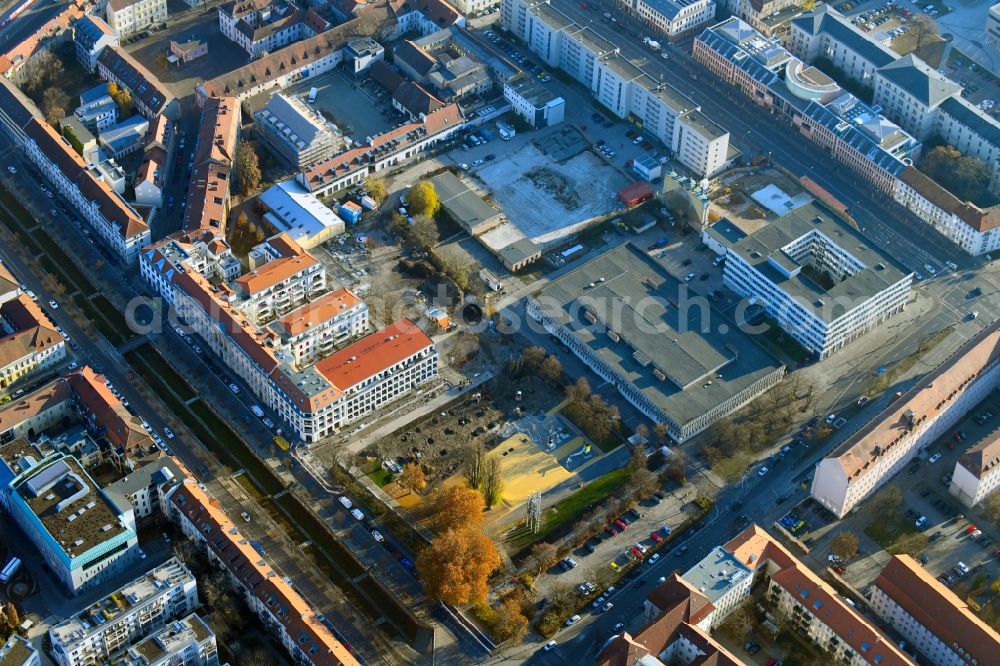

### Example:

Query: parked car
xmin=338 ymin=495 xmax=353 ymax=509
xmin=350 ymin=508 xmax=364 ymax=521
xmin=240 ymin=511 xmax=251 ymax=522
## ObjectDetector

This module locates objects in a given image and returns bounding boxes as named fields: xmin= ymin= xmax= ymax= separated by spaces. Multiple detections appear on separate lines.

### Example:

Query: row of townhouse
xmin=197 ymin=0 xmax=464 ymax=103
xmin=162 ymin=477 xmax=361 ymax=666
xmin=502 ymin=0 xmax=732 ymax=178
xmin=694 ymin=14 xmax=1000 ymax=256
xmin=182 ymin=96 xmax=241 ymax=240
xmin=106 ymin=0 xmax=168 ymax=38
xmin=0 ymin=292 xmax=65 ymax=390
xmin=96 ymin=46 xmax=178 ymax=120
xmin=0 ymin=0 xmax=88 ymax=86
xmin=0 ymin=78 xmax=151 ymax=264
xmin=218 ymin=0 xmax=330 ymax=58
xmin=812 ymin=319 xmax=1000 ymax=518
xmin=139 ymin=234 xmax=437 ymax=442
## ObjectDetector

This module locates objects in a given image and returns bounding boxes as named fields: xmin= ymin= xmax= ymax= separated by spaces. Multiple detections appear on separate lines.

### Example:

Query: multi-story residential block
xmin=98 ymin=115 xmax=149 ymax=159
xmin=789 ymin=5 xmax=897 ymax=87
xmin=182 ymin=96 xmax=240 ymax=241
xmin=872 ymin=555 xmax=1000 ymax=665
xmin=0 ymin=79 xmax=150 ymax=264
xmin=271 ymin=289 xmax=369 ymax=367
xmin=48 ymin=558 xmax=199 ymax=666
xmin=254 ymin=92 xmax=344 ymax=170
xmin=162 ymin=477 xmax=360 ymax=666
xmin=503 ymin=73 xmax=565 ymax=127
xmin=812 ymin=320 xmax=1000 ymax=517
xmin=0 ymin=635 xmax=40 ymax=666
xmin=97 ymin=46 xmax=177 ymax=119
xmin=730 ymin=0 xmax=807 ymax=37
xmin=449 ymin=0 xmax=494 ymax=16
xmin=106 ymin=0 xmax=168 ymax=38
xmin=949 ymin=428 xmax=1000 ymax=508
xmin=105 ymin=458 xmax=184 ymax=520
xmin=0 ymin=294 xmax=65 ymax=390
xmin=76 ymin=84 xmax=120 ymax=134
xmin=0 ymin=1 xmax=82 ymax=86
xmin=706 ymin=202 xmax=912 ymax=359
xmin=990 ymin=3 xmax=1000 ymax=50
xmin=0 ymin=452 xmax=140 ymax=594
xmin=673 ymin=546 xmax=753 ymax=630
xmin=394 ymin=31 xmax=491 ymax=101
xmin=217 ymin=0 xmax=328 ymax=58
xmin=113 ymin=613 xmax=219 ymax=666
xmin=527 ymin=244 xmax=784 ymax=442
xmin=234 ymin=234 xmax=325 ymax=325
xmin=73 ymin=14 xmax=118 ymax=72
xmin=628 ymin=0 xmax=717 ymax=41
xmin=502 ymin=0 xmax=732 ymax=178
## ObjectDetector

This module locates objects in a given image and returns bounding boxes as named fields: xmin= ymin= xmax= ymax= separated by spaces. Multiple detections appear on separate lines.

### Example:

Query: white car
xmin=164 ymin=427 xmax=175 ymax=439
xmin=649 ymin=553 xmax=660 ymax=563
xmin=544 ymin=640 xmax=557 ymax=651
xmin=472 ymin=159 xmax=484 ymax=167
xmin=632 ymin=136 xmax=643 ymax=145
xmin=68 ymin=361 xmax=78 ymax=370
xmin=371 ymin=530 xmax=384 ymax=542
xmin=758 ymin=466 xmax=769 ymax=477
xmin=928 ymin=452 xmax=942 ymax=464
xmin=7 ymin=165 xmax=16 ymax=174
xmin=229 ymin=383 xmax=240 ymax=394
xmin=350 ymin=508 xmax=364 ymax=521
xmin=565 ymin=614 xmax=581 ymax=626
xmin=241 ymin=511 xmax=251 ymax=523
xmin=26 ymin=290 xmax=36 ymax=301
xmin=338 ymin=495 xmax=353 ymax=509
xmin=601 ymin=602 xmax=614 ymax=612
xmin=48 ymin=299 xmax=59 ymax=309
xmin=459 ymin=163 xmax=470 ymax=170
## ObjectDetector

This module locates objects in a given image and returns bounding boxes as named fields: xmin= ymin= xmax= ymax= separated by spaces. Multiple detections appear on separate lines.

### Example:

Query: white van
xmin=251 ymin=405 xmax=264 ymax=418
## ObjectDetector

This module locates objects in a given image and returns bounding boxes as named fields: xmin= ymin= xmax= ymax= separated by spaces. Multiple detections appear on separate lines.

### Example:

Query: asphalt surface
xmin=0 ymin=0 xmax=63 ymax=50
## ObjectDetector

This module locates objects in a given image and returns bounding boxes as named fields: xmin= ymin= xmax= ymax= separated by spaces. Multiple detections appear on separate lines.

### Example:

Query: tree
xmin=235 ymin=141 xmax=262 ymax=196
xmin=365 ymin=176 xmax=387 ymax=202
xmin=527 ymin=542 xmax=559 ymax=575
xmin=653 ymin=422 xmax=669 ymax=444
xmin=911 ymin=13 xmax=939 ymax=50
xmin=399 ymin=462 xmax=427 ymax=492
xmin=870 ymin=486 xmax=902 ymax=521
xmin=464 ymin=442 xmax=486 ymax=490
xmin=982 ymin=492 xmax=1000 ymax=527
xmin=431 ymin=484 xmax=485 ymax=533
xmin=920 ymin=145 xmax=991 ymax=205
xmin=481 ymin=456 xmax=504 ymax=509
xmin=514 ymin=346 xmax=546 ymax=375
xmin=566 ymin=377 xmax=592 ymax=403
xmin=63 ymin=124 xmax=83 ymax=155
xmin=492 ymin=598 xmax=530 ymax=643
xmin=723 ymin=602 xmax=756 ymax=638
xmin=41 ymin=88 xmax=68 ymax=125
xmin=417 ymin=527 xmax=501 ymax=605
xmin=632 ymin=468 xmax=660 ymax=499
xmin=664 ymin=450 xmax=687 ymax=485
xmin=538 ymin=355 xmax=563 ymax=384
xmin=4 ymin=602 xmax=18 ymax=630
xmin=409 ymin=214 xmax=439 ymax=249
xmin=830 ymin=532 xmax=860 ymax=561
xmin=22 ymin=51 xmax=63 ymax=96
xmin=109 ymin=85 xmax=133 ymax=116
xmin=408 ymin=180 xmax=441 ymax=217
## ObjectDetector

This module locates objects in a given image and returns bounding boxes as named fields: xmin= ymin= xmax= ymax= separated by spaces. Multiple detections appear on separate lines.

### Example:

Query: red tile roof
xmin=874 ymin=555 xmax=1000 ymax=664
xmin=276 ymin=289 xmax=361 ymax=337
xmin=168 ymin=478 xmax=361 ymax=666
xmin=0 ymin=294 xmax=61 ymax=368
xmin=182 ymin=97 xmax=240 ymax=238
xmin=899 ymin=167 xmax=1000 ymax=233
xmin=68 ymin=366 xmax=151 ymax=455
xmin=315 ymin=319 xmax=432 ymax=391
xmin=0 ymin=3 xmax=83 ymax=78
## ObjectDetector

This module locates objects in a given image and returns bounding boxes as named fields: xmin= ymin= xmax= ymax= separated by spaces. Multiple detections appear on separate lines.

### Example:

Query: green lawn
xmin=366 ymin=466 xmax=395 ymax=487
xmin=126 ymin=347 xmax=195 ymax=401
xmin=866 ymin=515 xmax=928 ymax=555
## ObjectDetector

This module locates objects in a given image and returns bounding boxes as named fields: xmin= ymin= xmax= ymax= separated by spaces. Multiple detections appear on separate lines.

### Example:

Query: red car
xmin=615 ymin=518 xmax=628 ymax=531
xmin=651 ymin=531 xmax=663 ymax=543
xmin=606 ymin=525 xmax=619 ymax=537
xmin=967 ymin=524 xmax=978 ymax=534
xmin=630 ymin=546 xmax=644 ymax=559
xmin=832 ymin=565 xmax=846 ymax=574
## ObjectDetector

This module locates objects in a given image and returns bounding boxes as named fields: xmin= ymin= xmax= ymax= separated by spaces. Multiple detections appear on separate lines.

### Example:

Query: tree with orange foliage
xmin=431 ymin=485 xmax=485 ymax=533
xmin=417 ymin=528 xmax=501 ymax=605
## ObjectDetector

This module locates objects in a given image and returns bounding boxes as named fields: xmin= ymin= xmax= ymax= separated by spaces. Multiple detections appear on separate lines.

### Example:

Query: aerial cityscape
xmin=0 ymin=0 xmax=998 ymax=661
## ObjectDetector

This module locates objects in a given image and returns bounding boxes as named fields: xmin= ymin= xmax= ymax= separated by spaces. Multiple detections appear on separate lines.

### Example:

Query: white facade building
xmin=812 ymin=321 xmax=1000 ymax=517
xmin=630 ymin=0 xmax=717 ymax=40
xmin=48 ymin=558 xmax=199 ymax=666
xmin=271 ymin=289 xmax=369 ymax=367
xmin=503 ymin=73 xmax=565 ymax=128
xmin=707 ymin=203 xmax=912 ymax=359
xmin=114 ymin=614 xmax=219 ymax=666
xmin=106 ymin=0 xmax=168 ymax=38
xmin=949 ymin=431 xmax=1000 ymax=508
xmin=0 ymin=635 xmax=40 ymax=666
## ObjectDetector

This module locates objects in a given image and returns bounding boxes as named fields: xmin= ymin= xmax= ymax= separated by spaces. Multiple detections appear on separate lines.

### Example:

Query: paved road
xmin=0 ymin=0 xmax=63 ymax=50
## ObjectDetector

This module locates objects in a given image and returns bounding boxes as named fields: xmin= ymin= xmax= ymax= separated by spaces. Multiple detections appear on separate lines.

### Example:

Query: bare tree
xmin=481 ymin=455 xmax=504 ymax=509
xmin=911 ymin=14 xmax=939 ymax=50
xmin=464 ymin=441 xmax=486 ymax=489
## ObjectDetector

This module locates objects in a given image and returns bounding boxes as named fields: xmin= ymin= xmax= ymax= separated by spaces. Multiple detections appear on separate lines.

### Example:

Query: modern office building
xmin=1 ymin=453 xmax=140 ymax=594
xmin=705 ymin=202 xmax=913 ymax=359
xmin=871 ymin=555 xmax=1000 ymax=666
xmin=106 ymin=0 xmax=168 ymax=38
xmin=76 ymin=84 xmax=119 ymax=133
xmin=48 ymin=558 xmax=199 ymax=666
xmin=949 ymin=428 xmax=1000 ymax=508
xmin=527 ymin=244 xmax=784 ymax=442
xmin=503 ymin=73 xmax=565 ymax=128
xmin=255 ymin=93 xmax=343 ymax=170
xmin=812 ymin=320 xmax=1000 ymax=517
xmin=98 ymin=115 xmax=149 ymax=159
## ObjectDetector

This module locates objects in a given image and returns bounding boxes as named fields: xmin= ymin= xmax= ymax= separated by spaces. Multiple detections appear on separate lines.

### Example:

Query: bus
xmin=0 ymin=557 xmax=21 ymax=583
xmin=273 ymin=435 xmax=290 ymax=451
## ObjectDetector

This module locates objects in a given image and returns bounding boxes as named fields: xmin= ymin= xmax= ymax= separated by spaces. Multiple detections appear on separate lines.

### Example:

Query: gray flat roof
xmin=682 ymin=546 xmax=753 ymax=604
xmin=430 ymin=171 xmax=502 ymax=231
xmin=498 ymin=238 xmax=541 ymax=264
xmin=682 ymin=111 xmax=728 ymax=140
xmin=707 ymin=202 xmax=911 ymax=321
xmin=567 ymin=25 xmax=617 ymax=56
xmin=506 ymin=73 xmax=561 ymax=107
xmin=637 ymin=74 xmax=697 ymax=114
xmin=533 ymin=244 xmax=782 ymax=428
xmin=530 ymin=1 xmax=574 ymax=30
xmin=600 ymin=54 xmax=644 ymax=82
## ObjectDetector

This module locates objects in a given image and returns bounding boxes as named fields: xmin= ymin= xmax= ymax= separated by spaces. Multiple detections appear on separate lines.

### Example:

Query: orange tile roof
xmin=137 ymin=146 xmax=166 ymax=187
xmin=315 ymin=319 xmax=432 ymax=391
xmin=828 ymin=321 xmax=1000 ymax=480
xmin=958 ymin=426 xmax=1000 ymax=480
xmin=276 ymin=289 xmax=361 ymax=337
xmin=183 ymin=97 xmax=240 ymax=238
xmin=874 ymin=555 xmax=1000 ymax=663
xmin=725 ymin=525 xmax=913 ymax=666
xmin=0 ymin=294 xmax=61 ymax=369
xmin=0 ymin=3 xmax=83 ymax=77
xmin=899 ymin=167 xmax=1000 ymax=233
xmin=169 ymin=478 xmax=361 ymax=666
xmin=0 ymin=378 xmax=71 ymax=434
xmin=234 ymin=254 xmax=318 ymax=296
xmin=68 ymin=366 xmax=151 ymax=454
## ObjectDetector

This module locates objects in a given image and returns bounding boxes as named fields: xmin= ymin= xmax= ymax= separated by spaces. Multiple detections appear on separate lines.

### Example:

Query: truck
xmin=479 ymin=268 xmax=503 ymax=292
xmin=0 ymin=557 xmax=21 ymax=583
xmin=308 ymin=87 xmax=318 ymax=104
xmin=359 ymin=195 xmax=378 ymax=211
xmin=642 ymin=37 xmax=661 ymax=51
xmin=497 ymin=121 xmax=516 ymax=141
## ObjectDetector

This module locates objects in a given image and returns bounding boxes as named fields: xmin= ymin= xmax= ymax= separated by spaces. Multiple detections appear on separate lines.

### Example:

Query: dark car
xmin=681 ymin=258 xmax=692 ymax=266
xmin=484 ymin=154 xmax=496 ymax=161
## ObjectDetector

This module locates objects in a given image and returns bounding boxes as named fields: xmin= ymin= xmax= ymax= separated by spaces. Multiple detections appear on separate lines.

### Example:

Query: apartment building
xmin=105 ymin=458 xmax=184 ymax=520
xmin=97 ymin=46 xmax=176 ymax=120
xmin=271 ymin=289 xmax=369 ymax=367
xmin=0 ymin=635 xmax=39 ymax=666
xmin=135 ymin=146 xmax=166 ymax=207
xmin=183 ymin=96 xmax=240 ymax=241
xmin=113 ymin=614 xmax=219 ymax=666
xmin=527 ymin=244 xmax=784 ymax=442
xmin=255 ymin=93 xmax=343 ymax=170
xmin=0 ymin=79 xmax=150 ymax=264
xmin=990 ymin=3 xmax=1000 ymax=50
xmin=503 ymin=0 xmax=731 ymax=178
xmin=726 ymin=526 xmax=912 ymax=666
xmin=0 ymin=294 xmax=65 ymax=390
xmin=140 ymin=237 xmax=436 ymax=441
xmin=788 ymin=5 xmax=897 ymax=87
xmin=949 ymin=428 xmax=1000 ymax=508
xmin=296 ymin=104 xmax=463 ymax=198
xmin=48 ymin=558 xmax=199 ymax=666
xmin=706 ymin=202 xmax=912 ymax=359
xmin=73 ymin=14 xmax=118 ymax=72
xmin=234 ymin=235 xmax=325 ymax=325
xmin=76 ymin=84 xmax=119 ymax=133
xmin=812 ymin=320 xmax=1000 ymax=517
xmin=0 ymin=0 xmax=83 ymax=86
xmin=217 ymin=0 xmax=328 ymax=58
xmin=106 ymin=0 xmax=167 ymax=38
xmin=503 ymin=73 xmax=565 ymax=127
xmin=162 ymin=478 xmax=361 ymax=666
xmin=68 ymin=366 xmax=153 ymax=461
xmin=394 ymin=33 xmax=491 ymax=101
xmin=0 ymin=453 xmax=140 ymax=594
xmin=674 ymin=546 xmax=753 ymax=630
xmin=871 ymin=555 xmax=1000 ymax=665
xmin=629 ymin=0 xmax=717 ymax=41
